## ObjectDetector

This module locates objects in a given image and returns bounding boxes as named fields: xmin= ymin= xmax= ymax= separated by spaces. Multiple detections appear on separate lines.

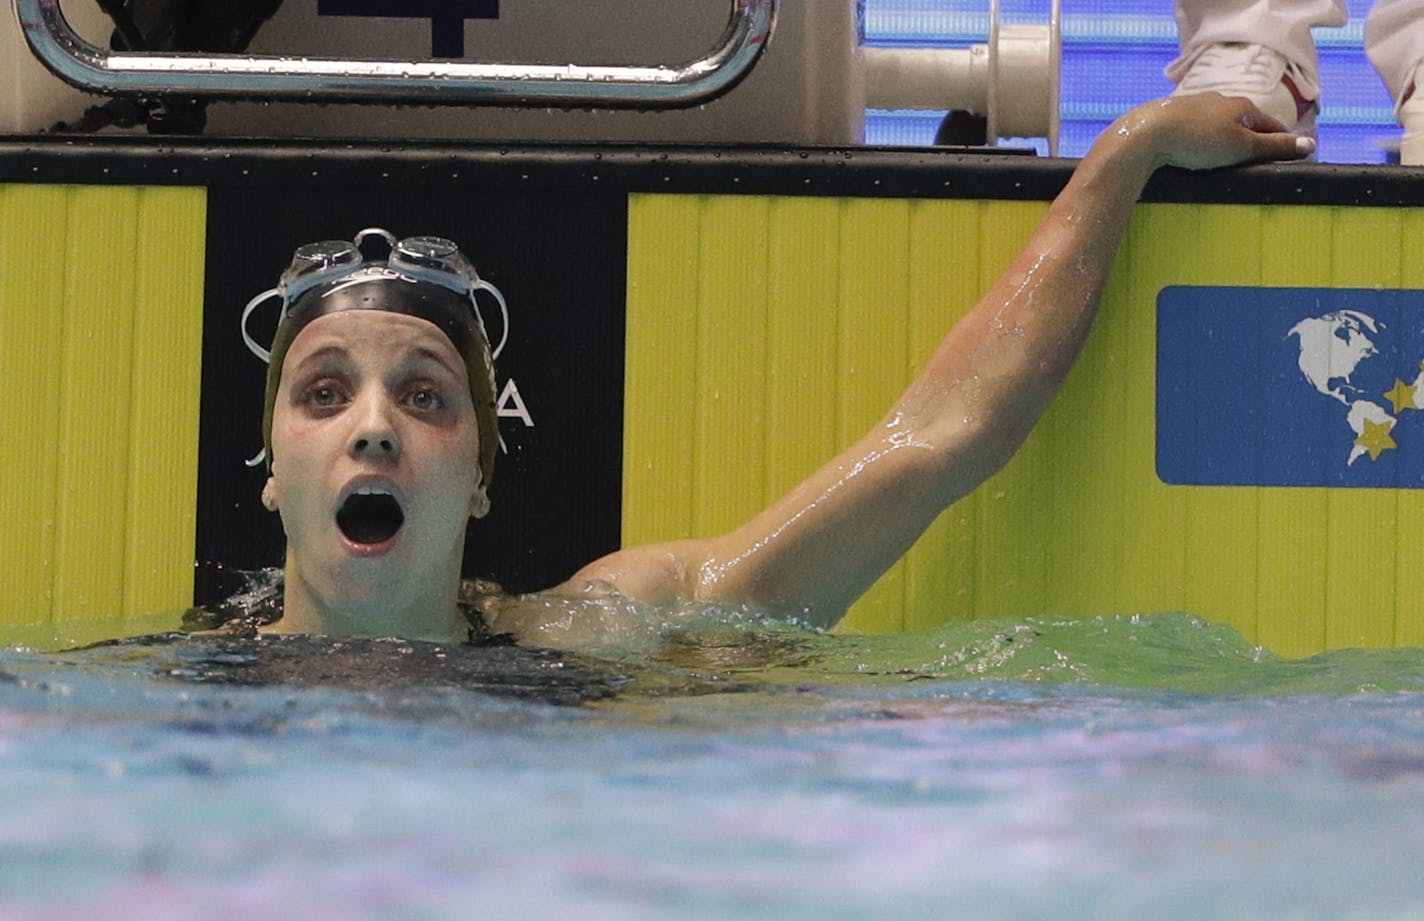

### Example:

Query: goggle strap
xmin=240 ymin=289 xmax=280 ymax=468
xmin=241 ymin=286 xmax=280 ymax=365
xmin=475 ymin=279 xmax=510 ymax=360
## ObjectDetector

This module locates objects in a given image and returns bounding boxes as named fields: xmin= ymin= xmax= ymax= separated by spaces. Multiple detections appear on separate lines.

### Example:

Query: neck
xmin=270 ymin=555 xmax=469 ymax=643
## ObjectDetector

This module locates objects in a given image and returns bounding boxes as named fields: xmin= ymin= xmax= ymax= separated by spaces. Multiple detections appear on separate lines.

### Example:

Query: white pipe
xmin=863 ymin=45 xmax=990 ymax=113
xmin=861 ymin=0 xmax=1061 ymax=152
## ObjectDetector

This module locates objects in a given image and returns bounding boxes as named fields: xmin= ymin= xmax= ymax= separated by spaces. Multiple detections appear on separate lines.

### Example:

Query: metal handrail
xmin=13 ymin=0 xmax=778 ymax=108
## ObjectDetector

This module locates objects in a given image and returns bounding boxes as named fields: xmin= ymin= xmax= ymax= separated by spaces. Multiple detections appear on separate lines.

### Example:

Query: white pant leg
xmin=1365 ymin=0 xmax=1424 ymax=108
xmin=1168 ymin=0 xmax=1349 ymax=97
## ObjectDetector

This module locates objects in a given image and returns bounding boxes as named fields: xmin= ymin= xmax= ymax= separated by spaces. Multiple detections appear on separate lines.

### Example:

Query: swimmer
xmin=248 ymin=94 xmax=1311 ymax=645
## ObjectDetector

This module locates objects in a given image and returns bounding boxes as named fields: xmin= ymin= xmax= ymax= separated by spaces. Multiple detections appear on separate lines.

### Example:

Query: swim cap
xmin=253 ymin=230 xmax=502 ymax=495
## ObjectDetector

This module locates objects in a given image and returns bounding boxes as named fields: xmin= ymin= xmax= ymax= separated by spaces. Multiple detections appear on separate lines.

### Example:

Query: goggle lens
xmin=392 ymin=236 xmax=478 ymax=289
xmin=280 ymin=241 xmax=364 ymax=305
xmin=396 ymin=236 xmax=459 ymax=263
xmin=288 ymin=240 xmax=362 ymax=278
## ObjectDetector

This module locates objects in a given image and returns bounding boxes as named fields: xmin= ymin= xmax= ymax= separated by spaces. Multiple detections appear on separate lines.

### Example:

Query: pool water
xmin=2 ymin=611 xmax=1423 ymax=920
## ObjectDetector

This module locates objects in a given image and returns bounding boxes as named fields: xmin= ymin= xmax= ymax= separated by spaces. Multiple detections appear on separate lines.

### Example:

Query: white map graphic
xmin=1288 ymin=310 xmax=1424 ymax=465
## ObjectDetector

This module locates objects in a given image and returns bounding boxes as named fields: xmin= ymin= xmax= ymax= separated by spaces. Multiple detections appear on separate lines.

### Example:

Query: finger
xmin=1250 ymin=132 xmax=1316 ymax=162
xmin=1235 ymin=102 xmax=1290 ymax=135
xmin=1228 ymin=99 xmax=1315 ymax=160
xmin=1209 ymin=98 xmax=1309 ymax=161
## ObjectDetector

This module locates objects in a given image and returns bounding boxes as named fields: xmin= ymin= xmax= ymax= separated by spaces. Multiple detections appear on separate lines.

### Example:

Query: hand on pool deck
xmin=504 ymin=95 xmax=1311 ymax=637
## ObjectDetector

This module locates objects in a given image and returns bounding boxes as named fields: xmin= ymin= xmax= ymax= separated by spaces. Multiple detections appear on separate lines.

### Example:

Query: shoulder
xmin=561 ymin=539 xmax=709 ymax=606
xmin=469 ymin=541 xmax=711 ymax=646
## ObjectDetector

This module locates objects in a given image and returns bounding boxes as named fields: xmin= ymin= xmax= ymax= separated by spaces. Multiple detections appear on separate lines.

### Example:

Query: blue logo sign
xmin=1157 ymin=285 xmax=1424 ymax=488
xmin=317 ymin=0 xmax=499 ymax=58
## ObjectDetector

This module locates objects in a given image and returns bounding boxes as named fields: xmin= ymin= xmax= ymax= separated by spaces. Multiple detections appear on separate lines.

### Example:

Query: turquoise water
xmin=2 ymin=611 xmax=1424 ymax=919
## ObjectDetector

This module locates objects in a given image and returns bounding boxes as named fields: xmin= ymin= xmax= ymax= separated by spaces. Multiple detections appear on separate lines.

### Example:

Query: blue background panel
xmin=864 ymin=0 xmax=1397 ymax=163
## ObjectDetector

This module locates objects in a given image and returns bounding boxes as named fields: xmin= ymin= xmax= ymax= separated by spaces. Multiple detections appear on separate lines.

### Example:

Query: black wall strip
xmin=4 ymin=136 xmax=1424 ymax=206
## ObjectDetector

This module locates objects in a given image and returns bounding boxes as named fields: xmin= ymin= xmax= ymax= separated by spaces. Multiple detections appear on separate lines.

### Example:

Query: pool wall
xmin=0 ymin=183 xmax=204 ymax=637
xmin=2 ymin=140 xmax=1421 ymax=656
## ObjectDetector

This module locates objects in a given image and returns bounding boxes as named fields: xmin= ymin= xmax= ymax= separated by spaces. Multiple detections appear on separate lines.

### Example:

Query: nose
xmin=348 ymin=391 xmax=401 ymax=462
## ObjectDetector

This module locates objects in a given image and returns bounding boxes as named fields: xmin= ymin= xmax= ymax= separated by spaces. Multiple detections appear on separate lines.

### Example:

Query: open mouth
xmin=336 ymin=488 xmax=405 ymax=545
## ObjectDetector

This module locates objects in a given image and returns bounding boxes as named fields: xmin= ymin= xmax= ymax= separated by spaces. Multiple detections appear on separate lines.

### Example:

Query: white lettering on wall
xmin=498 ymin=378 xmax=534 ymax=428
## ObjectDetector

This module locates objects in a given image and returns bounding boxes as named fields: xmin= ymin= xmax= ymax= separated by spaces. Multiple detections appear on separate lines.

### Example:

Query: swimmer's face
xmin=265 ymin=310 xmax=483 ymax=624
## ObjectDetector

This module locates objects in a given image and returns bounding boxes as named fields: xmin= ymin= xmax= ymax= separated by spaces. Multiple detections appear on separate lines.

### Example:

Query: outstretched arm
xmin=555 ymin=94 xmax=1312 ymax=629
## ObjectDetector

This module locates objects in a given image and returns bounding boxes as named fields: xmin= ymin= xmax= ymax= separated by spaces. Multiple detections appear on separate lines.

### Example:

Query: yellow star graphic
xmin=1355 ymin=418 xmax=1398 ymax=461
xmin=1385 ymin=379 xmax=1418 ymax=415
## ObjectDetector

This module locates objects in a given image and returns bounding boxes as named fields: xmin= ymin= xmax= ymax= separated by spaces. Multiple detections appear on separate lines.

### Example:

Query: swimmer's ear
xmin=261 ymin=478 xmax=279 ymax=513
xmin=469 ymin=485 xmax=490 ymax=520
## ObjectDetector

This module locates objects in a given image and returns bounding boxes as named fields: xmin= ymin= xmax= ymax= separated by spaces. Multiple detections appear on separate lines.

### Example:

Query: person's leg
xmin=1365 ymin=0 xmax=1424 ymax=104
xmin=1167 ymin=0 xmax=1348 ymax=135
xmin=1365 ymin=0 xmax=1424 ymax=164
xmin=1172 ymin=0 xmax=1348 ymax=82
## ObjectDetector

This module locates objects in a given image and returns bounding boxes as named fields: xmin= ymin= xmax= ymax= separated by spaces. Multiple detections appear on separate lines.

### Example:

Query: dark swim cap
xmin=256 ymin=233 xmax=501 ymax=495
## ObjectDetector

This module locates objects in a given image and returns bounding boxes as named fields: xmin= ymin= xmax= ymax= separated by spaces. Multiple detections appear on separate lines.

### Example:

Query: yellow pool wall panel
xmin=623 ymin=193 xmax=1424 ymax=657
xmin=0 ymin=184 xmax=205 ymax=629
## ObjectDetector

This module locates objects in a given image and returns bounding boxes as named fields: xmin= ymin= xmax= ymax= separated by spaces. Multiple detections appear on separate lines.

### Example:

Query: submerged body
xmin=5 ymin=612 xmax=1424 ymax=919
xmin=256 ymin=95 xmax=1311 ymax=644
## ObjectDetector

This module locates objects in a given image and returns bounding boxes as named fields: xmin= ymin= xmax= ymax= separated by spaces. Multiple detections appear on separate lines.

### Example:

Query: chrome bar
xmin=13 ymin=0 xmax=777 ymax=108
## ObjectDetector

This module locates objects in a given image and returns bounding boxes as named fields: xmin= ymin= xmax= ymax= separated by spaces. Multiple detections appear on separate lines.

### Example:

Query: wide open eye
xmin=297 ymin=377 xmax=350 ymax=411
xmin=310 ymin=385 xmax=343 ymax=407
xmin=404 ymin=386 xmax=445 ymax=413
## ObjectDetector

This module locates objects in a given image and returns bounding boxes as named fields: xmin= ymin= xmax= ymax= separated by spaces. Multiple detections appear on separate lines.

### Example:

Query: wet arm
xmin=567 ymin=95 xmax=1310 ymax=628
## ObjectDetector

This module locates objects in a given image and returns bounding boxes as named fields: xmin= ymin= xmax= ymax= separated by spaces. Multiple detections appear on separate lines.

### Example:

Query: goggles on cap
xmin=243 ymin=227 xmax=509 ymax=367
